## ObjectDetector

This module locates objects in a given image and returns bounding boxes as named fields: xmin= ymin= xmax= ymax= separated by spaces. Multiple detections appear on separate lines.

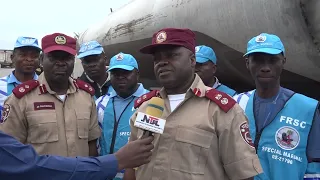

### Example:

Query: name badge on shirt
xmin=34 ymin=102 xmax=55 ymax=110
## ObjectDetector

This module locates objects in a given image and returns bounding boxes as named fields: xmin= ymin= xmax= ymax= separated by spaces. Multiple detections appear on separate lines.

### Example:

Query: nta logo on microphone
xmin=134 ymin=112 xmax=166 ymax=134
xmin=141 ymin=115 xmax=160 ymax=126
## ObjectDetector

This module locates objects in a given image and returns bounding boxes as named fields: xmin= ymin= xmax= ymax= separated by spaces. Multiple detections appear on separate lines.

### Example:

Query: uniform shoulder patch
xmin=240 ymin=122 xmax=255 ymax=148
xmin=205 ymin=89 xmax=236 ymax=113
xmin=134 ymin=90 xmax=160 ymax=109
xmin=12 ymin=80 xmax=40 ymax=99
xmin=0 ymin=104 xmax=11 ymax=124
xmin=75 ymin=79 xmax=95 ymax=96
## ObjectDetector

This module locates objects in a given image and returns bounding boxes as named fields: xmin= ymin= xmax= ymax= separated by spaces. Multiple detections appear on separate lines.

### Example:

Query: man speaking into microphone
xmin=124 ymin=28 xmax=263 ymax=180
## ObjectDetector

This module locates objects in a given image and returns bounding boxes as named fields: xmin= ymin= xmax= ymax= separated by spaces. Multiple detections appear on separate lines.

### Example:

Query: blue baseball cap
xmin=14 ymin=36 xmax=41 ymax=51
xmin=108 ymin=52 xmax=139 ymax=72
xmin=195 ymin=45 xmax=217 ymax=64
xmin=77 ymin=40 xmax=104 ymax=59
xmin=244 ymin=33 xmax=285 ymax=56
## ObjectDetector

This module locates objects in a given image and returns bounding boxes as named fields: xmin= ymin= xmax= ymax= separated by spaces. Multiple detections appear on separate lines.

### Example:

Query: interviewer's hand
xmin=115 ymin=135 xmax=154 ymax=170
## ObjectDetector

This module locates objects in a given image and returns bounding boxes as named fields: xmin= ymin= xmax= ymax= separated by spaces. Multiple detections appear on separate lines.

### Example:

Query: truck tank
xmin=78 ymin=0 xmax=320 ymax=99
xmin=0 ymin=50 xmax=13 ymax=68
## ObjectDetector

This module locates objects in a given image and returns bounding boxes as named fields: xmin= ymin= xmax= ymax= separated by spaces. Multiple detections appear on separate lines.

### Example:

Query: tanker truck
xmin=0 ymin=50 xmax=13 ymax=68
xmin=77 ymin=0 xmax=320 ymax=99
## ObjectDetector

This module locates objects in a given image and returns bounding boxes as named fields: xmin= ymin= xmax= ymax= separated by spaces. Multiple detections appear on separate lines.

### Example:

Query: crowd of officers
xmin=0 ymin=27 xmax=319 ymax=180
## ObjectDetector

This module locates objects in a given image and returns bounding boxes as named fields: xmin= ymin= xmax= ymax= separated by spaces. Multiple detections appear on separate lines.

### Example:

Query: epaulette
xmin=74 ymin=79 xmax=95 ymax=96
xmin=134 ymin=90 xmax=160 ymax=109
xmin=205 ymin=88 xmax=236 ymax=113
xmin=12 ymin=80 xmax=40 ymax=99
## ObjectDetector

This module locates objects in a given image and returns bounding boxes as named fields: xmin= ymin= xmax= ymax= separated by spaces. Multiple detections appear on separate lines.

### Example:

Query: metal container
xmin=78 ymin=0 xmax=320 ymax=98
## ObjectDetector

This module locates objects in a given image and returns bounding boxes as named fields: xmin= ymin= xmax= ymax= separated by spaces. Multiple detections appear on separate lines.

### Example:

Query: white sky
xmin=0 ymin=0 xmax=132 ymax=49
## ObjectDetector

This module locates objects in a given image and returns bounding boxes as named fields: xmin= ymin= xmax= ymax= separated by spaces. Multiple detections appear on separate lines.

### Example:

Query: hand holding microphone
xmin=118 ymin=97 xmax=165 ymax=175
xmin=115 ymin=135 xmax=154 ymax=170
xmin=134 ymin=97 xmax=166 ymax=138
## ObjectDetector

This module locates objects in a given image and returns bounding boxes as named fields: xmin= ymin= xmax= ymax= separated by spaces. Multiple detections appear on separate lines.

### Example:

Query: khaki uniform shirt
xmin=0 ymin=74 xmax=101 ymax=157
xmin=130 ymin=75 xmax=263 ymax=180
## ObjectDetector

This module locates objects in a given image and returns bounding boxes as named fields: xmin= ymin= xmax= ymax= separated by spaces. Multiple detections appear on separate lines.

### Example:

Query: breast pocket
xmin=76 ymin=111 xmax=90 ymax=139
xmin=171 ymin=126 xmax=214 ymax=175
xmin=26 ymin=112 xmax=58 ymax=144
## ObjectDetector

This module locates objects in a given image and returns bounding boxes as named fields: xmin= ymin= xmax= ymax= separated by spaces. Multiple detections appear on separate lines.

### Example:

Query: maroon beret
xmin=140 ymin=28 xmax=196 ymax=54
xmin=41 ymin=33 xmax=76 ymax=55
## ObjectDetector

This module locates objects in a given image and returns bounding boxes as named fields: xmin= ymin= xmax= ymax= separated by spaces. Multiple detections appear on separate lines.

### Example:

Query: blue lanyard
xmin=109 ymin=97 xmax=135 ymax=154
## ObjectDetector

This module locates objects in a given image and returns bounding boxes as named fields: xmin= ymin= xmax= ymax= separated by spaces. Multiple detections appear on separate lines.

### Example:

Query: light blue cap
xmin=77 ymin=40 xmax=104 ymax=59
xmin=14 ymin=36 xmax=41 ymax=51
xmin=108 ymin=52 xmax=139 ymax=72
xmin=195 ymin=45 xmax=217 ymax=64
xmin=244 ymin=33 xmax=285 ymax=56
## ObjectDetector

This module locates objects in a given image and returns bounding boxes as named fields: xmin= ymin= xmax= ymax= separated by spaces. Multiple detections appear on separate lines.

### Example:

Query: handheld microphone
xmin=146 ymin=97 xmax=164 ymax=118
xmin=134 ymin=97 xmax=166 ymax=137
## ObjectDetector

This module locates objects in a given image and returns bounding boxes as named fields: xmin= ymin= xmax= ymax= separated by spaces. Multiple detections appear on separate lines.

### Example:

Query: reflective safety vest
xmin=0 ymin=76 xmax=9 ymax=109
xmin=96 ymin=88 xmax=149 ymax=180
xmin=305 ymin=163 xmax=320 ymax=180
xmin=234 ymin=90 xmax=319 ymax=180
xmin=216 ymin=84 xmax=237 ymax=96
xmin=0 ymin=75 xmax=15 ymax=117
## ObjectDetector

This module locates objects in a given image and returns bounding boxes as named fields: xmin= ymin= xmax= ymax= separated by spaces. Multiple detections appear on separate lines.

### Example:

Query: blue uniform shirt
xmin=212 ymin=77 xmax=237 ymax=96
xmin=6 ymin=71 xmax=38 ymax=98
xmin=0 ymin=130 xmax=119 ymax=180
xmin=7 ymin=71 xmax=38 ymax=85
xmin=254 ymin=87 xmax=320 ymax=160
xmin=109 ymin=84 xmax=148 ymax=121
xmin=0 ymin=71 xmax=38 ymax=117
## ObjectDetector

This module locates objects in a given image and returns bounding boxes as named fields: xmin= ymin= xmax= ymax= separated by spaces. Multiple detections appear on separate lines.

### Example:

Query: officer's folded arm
xmin=218 ymin=105 xmax=263 ymax=180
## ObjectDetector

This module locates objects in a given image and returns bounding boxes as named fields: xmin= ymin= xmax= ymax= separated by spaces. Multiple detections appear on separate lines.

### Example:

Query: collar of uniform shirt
xmin=159 ymin=74 xmax=208 ymax=99
xmin=7 ymin=71 xmax=38 ymax=84
xmin=212 ymin=76 xmax=221 ymax=89
xmin=108 ymin=83 xmax=147 ymax=99
xmin=37 ymin=73 xmax=77 ymax=95
xmin=84 ymin=72 xmax=110 ymax=87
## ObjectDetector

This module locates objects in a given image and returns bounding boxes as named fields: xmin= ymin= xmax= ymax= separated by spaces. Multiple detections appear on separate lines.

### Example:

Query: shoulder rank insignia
xmin=205 ymin=89 xmax=236 ymax=113
xmin=74 ymin=79 xmax=95 ymax=96
xmin=39 ymin=84 xmax=48 ymax=94
xmin=134 ymin=90 xmax=160 ymax=109
xmin=12 ymin=80 xmax=40 ymax=99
